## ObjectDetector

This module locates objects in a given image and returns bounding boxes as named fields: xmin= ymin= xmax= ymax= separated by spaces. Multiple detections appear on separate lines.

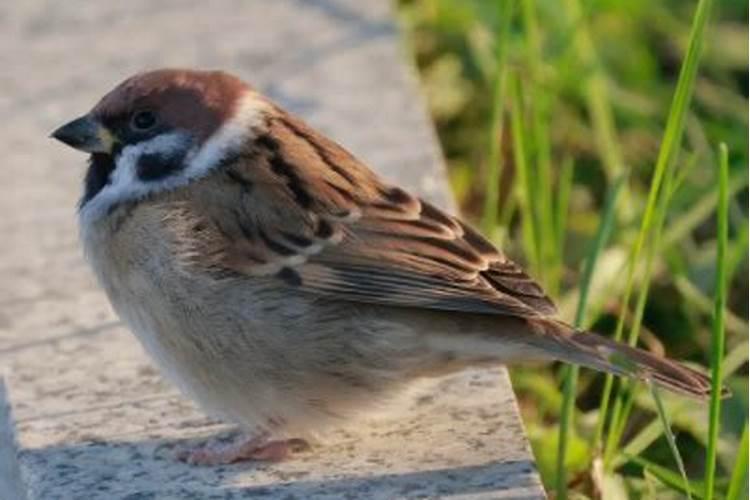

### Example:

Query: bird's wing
xmin=200 ymin=110 xmax=556 ymax=318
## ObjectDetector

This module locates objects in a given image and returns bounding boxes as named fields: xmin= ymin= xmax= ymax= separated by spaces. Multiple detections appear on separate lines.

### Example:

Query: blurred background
xmin=397 ymin=0 xmax=747 ymax=497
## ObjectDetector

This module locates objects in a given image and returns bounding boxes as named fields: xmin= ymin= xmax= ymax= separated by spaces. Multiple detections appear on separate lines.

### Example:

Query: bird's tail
xmin=529 ymin=318 xmax=725 ymax=400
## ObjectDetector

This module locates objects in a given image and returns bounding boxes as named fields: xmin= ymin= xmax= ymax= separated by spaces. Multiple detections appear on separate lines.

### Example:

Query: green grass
xmin=556 ymin=175 xmax=626 ymax=498
xmin=651 ymin=386 xmax=692 ymax=499
xmin=704 ymin=143 xmax=730 ymax=499
xmin=561 ymin=0 xmax=626 ymax=186
xmin=727 ymin=423 xmax=748 ymax=500
xmin=480 ymin=0 xmax=512 ymax=237
xmin=398 ymin=0 xmax=748 ymax=497
xmin=600 ymin=0 xmax=717 ymax=465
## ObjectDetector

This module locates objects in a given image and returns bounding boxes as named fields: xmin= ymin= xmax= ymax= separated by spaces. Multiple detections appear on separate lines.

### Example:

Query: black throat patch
xmin=80 ymin=153 xmax=116 ymax=207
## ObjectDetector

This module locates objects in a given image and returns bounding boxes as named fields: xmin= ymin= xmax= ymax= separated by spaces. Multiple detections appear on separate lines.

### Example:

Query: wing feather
xmin=197 ymin=108 xmax=557 ymax=318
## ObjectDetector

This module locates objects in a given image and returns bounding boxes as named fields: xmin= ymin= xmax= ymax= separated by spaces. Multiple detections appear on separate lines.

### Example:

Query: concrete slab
xmin=0 ymin=0 xmax=545 ymax=498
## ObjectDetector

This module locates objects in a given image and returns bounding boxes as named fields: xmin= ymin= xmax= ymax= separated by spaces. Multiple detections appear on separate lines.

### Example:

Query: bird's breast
xmin=80 ymin=203 xmax=229 ymax=370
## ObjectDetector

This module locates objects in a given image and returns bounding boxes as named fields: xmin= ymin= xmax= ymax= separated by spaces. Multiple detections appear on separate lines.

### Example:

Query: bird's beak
xmin=51 ymin=115 xmax=116 ymax=154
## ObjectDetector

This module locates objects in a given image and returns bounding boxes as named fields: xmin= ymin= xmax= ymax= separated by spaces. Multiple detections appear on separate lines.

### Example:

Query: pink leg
xmin=177 ymin=434 xmax=309 ymax=466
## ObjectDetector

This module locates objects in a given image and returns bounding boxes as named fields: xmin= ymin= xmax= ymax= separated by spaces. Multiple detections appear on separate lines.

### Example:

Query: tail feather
xmin=534 ymin=319 xmax=725 ymax=400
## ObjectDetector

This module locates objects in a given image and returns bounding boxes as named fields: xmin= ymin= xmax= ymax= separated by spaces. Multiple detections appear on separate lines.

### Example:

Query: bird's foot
xmin=177 ymin=434 xmax=309 ymax=466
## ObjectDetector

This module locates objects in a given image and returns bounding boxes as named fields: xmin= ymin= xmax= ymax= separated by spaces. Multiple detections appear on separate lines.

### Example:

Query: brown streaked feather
xmin=194 ymin=106 xmax=557 ymax=318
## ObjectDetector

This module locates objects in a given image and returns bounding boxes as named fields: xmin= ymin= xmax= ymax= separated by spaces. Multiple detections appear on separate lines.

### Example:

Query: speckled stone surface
xmin=0 ymin=0 xmax=545 ymax=498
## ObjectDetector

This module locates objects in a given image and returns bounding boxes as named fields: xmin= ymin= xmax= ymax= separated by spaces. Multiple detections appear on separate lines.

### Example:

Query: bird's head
xmin=52 ymin=68 xmax=267 ymax=219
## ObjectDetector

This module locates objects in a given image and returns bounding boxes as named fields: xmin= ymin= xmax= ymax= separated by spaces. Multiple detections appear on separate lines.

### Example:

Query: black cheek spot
xmin=136 ymin=151 xmax=185 ymax=181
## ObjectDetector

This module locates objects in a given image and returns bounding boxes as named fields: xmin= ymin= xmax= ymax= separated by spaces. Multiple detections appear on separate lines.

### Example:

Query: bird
xmin=52 ymin=68 xmax=716 ymax=465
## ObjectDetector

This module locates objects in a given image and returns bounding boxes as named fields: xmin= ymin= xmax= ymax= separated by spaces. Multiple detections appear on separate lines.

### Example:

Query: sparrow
xmin=52 ymin=68 xmax=716 ymax=465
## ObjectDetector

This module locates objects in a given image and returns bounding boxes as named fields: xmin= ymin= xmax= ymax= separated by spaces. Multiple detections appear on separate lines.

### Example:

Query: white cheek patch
xmin=112 ymin=132 xmax=189 ymax=184
xmin=79 ymin=132 xmax=190 ymax=226
xmin=79 ymin=93 xmax=269 ymax=227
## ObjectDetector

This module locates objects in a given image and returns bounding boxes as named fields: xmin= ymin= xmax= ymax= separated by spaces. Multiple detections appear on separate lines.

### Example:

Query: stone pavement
xmin=0 ymin=1 xmax=545 ymax=498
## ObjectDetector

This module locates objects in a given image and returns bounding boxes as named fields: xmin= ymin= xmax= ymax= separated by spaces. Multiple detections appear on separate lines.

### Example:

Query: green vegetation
xmin=398 ymin=0 xmax=748 ymax=497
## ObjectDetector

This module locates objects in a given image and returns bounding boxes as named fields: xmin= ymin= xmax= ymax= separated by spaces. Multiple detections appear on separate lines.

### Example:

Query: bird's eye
xmin=130 ymin=110 xmax=158 ymax=132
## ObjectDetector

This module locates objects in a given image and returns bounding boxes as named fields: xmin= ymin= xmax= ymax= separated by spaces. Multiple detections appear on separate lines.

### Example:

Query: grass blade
xmin=611 ymin=417 xmax=667 ymax=470
xmin=726 ymin=423 xmax=748 ymax=500
xmin=726 ymin=215 xmax=749 ymax=286
xmin=481 ymin=0 xmax=513 ymax=235
xmin=674 ymin=276 xmax=748 ymax=337
xmin=519 ymin=0 xmax=559 ymax=294
xmin=704 ymin=143 xmax=729 ymax=500
xmin=593 ymin=0 xmax=715 ymax=449
xmin=555 ymin=175 xmax=626 ymax=498
xmin=510 ymin=75 xmax=539 ymax=275
xmin=651 ymin=385 xmax=693 ymax=500
xmin=628 ymin=454 xmax=706 ymax=499
xmin=662 ymin=169 xmax=748 ymax=248
xmin=562 ymin=0 xmax=626 ymax=183
xmin=555 ymin=156 xmax=574 ymax=263
xmin=603 ymin=145 xmax=678 ymax=465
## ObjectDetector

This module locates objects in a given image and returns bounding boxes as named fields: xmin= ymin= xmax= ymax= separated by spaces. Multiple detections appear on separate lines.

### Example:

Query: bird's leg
xmin=177 ymin=432 xmax=309 ymax=466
